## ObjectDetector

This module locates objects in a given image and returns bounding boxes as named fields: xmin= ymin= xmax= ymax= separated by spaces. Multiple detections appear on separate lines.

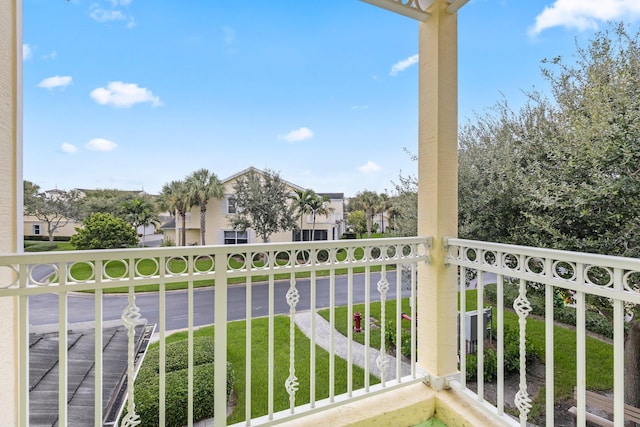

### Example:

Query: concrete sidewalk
xmin=294 ymin=311 xmax=412 ymax=381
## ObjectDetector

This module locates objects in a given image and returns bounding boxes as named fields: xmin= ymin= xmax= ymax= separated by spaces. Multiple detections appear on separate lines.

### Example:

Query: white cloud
xmin=90 ymin=81 xmax=162 ymax=107
xmin=23 ymin=43 xmax=32 ymax=60
xmin=278 ymin=127 xmax=314 ymax=143
xmin=358 ymin=161 xmax=381 ymax=173
xmin=530 ymin=0 xmax=640 ymax=36
xmin=90 ymin=5 xmax=126 ymax=22
xmin=43 ymin=50 xmax=58 ymax=60
xmin=86 ymin=138 xmax=117 ymax=152
xmin=37 ymin=75 xmax=73 ymax=90
xmin=390 ymin=54 xmax=419 ymax=77
xmin=60 ymin=143 xmax=78 ymax=154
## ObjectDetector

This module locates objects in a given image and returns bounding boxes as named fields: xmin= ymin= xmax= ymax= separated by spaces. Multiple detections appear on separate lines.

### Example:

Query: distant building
xmin=160 ymin=167 xmax=347 ymax=245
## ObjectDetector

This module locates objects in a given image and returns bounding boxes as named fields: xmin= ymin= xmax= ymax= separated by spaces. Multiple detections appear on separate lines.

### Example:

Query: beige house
xmin=161 ymin=167 xmax=346 ymax=245
xmin=23 ymin=214 xmax=81 ymax=240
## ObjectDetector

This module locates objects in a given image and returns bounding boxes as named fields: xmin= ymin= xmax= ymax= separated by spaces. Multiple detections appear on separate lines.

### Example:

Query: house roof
xmin=318 ymin=192 xmax=344 ymax=200
xmin=160 ymin=217 xmax=176 ymax=229
xmin=221 ymin=166 xmax=305 ymax=192
xmin=29 ymin=320 xmax=153 ymax=426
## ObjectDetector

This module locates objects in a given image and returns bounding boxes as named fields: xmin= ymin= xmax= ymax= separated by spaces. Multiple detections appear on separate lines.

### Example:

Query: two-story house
xmin=161 ymin=167 xmax=346 ymax=245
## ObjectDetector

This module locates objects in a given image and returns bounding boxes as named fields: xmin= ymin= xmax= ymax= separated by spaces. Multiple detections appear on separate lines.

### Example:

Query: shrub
xmin=160 ymin=236 xmax=175 ymax=247
xmin=464 ymin=324 xmax=534 ymax=382
xmin=484 ymin=283 xmax=614 ymax=338
xmin=132 ymin=336 xmax=235 ymax=426
xmin=24 ymin=242 xmax=57 ymax=252
xmin=70 ymin=213 xmax=138 ymax=250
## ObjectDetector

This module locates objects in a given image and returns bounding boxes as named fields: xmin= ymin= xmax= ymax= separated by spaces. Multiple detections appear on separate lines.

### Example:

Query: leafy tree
xmin=23 ymin=181 xmax=83 ymax=242
xmin=79 ymin=189 xmax=144 ymax=220
xmin=290 ymin=189 xmax=316 ymax=241
xmin=308 ymin=193 xmax=333 ymax=241
xmin=158 ymin=180 xmax=192 ymax=246
xmin=122 ymin=198 xmax=159 ymax=247
xmin=377 ymin=193 xmax=392 ymax=234
xmin=229 ymin=169 xmax=296 ymax=243
xmin=186 ymin=168 xmax=223 ymax=245
xmin=347 ymin=210 xmax=367 ymax=238
xmin=350 ymin=190 xmax=381 ymax=238
xmin=389 ymin=171 xmax=418 ymax=237
xmin=70 ymin=213 xmax=138 ymax=250
xmin=457 ymin=23 xmax=640 ymax=407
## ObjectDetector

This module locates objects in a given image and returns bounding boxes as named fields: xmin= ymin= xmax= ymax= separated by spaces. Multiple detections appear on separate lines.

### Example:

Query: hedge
xmin=132 ymin=336 xmax=235 ymax=426
xmin=24 ymin=242 xmax=57 ymax=252
xmin=484 ymin=283 xmax=614 ymax=339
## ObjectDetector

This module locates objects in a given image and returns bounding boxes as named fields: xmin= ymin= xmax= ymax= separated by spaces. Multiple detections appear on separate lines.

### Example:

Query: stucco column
xmin=416 ymin=0 xmax=459 ymax=388
xmin=0 ymin=0 xmax=22 ymax=424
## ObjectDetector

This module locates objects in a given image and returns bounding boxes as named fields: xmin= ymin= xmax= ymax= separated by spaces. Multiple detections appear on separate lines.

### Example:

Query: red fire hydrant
xmin=353 ymin=311 xmax=363 ymax=333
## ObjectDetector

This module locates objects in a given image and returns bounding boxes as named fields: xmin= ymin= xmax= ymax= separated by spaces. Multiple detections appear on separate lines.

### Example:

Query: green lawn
xmin=318 ymin=298 xmax=413 ymax=352
xmin=322 ymin=291 xmax=614 ymax=419
xmin=461 ymin=289 xmax=613 ymax=399
xmin=143 ymin=316 xmax=379 ymax=424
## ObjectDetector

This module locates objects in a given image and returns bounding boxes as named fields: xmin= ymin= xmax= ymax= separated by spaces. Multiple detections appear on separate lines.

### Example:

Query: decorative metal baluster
xmin=120 ymin=290 xmax=142 ymax=427
xmin=376 ymin=271 xmax=390 ymax=385
xmin=285 ymin=276 xmax=300 ymax=412
xmin=513 ymin=278 xmax=532 ymax=426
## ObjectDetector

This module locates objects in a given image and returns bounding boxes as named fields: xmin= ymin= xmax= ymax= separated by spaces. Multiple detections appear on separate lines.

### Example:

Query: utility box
xmin=457 ymin=308 xmax=492 ymax=354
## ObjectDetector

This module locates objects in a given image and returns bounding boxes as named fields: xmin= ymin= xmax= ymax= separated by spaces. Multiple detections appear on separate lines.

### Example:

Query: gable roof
xmin=220 ymin=166 xmax=305 ymax=192
xmin=318 ymin=192 xmax=344 ymax=200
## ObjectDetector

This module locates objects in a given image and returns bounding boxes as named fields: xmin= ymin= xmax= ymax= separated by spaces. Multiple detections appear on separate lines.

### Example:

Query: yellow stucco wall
xmin=23 ymin=214 xmax=82 ymax=239
xmin=416 ymin=0 xmax=459 ymax=383
xmin=0 ymin=0 xmax=20 ymax=423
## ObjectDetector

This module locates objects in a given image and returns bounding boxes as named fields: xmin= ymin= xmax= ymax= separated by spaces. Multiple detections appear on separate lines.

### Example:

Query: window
xmin=224 ymin=230 xmax=248 ymax=245
xmin=293 ymin=229 xmax=328 ymax=241
xmin=227 ymin=197 xmax=238 ymax=214
xmin=32 ymin=224 xmax=41 ymax=235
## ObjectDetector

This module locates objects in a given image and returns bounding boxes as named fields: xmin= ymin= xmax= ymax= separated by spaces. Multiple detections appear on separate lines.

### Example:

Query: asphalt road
xmin=29 ymin=273 xmax=412 ymax=331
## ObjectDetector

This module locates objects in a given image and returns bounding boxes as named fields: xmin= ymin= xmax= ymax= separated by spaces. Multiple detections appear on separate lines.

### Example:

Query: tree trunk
xmin=181 ymin=214 xmax=187 ymax=246
xmin=200 ymin=207 xmax=206 ymax=245
xmin=625 ymin=318 xmax=640 ymax=413
xmin=47 ymin=223 xmax=55 ymax=243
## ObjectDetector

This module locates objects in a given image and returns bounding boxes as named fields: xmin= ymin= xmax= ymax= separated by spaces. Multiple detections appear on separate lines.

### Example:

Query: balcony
xmin=1 ymin=236 xmax=637 ymax=426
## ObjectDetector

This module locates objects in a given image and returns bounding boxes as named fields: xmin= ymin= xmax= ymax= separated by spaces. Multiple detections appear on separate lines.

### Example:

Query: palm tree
xmin=378 ymin=193 xmax=392 ymax=235
xmin=290 ymin=189 xmax=315 ymax=241
xmin=158 ymin=180 xmax=192 ymax=246
xmin=351 ymin=190 xmax=381 ymax=238
xmin=122 ymin=198 xmax=159 ymax=247
xmin=186 ymin=168 xmax=223 ymax=245
xmin=308 ymin=193 xmax=334 ymax=241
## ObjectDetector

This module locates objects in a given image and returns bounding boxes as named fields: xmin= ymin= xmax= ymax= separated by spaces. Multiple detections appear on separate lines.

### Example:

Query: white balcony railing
xmin=445 ymin=238 xmax=640 ymax=427
xmin=0 ymin=237 xmax=430 ymax=426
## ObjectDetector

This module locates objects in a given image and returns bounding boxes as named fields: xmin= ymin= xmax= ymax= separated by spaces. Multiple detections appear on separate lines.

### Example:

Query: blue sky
xmin=23 ymin=0 xmax=640 ymax=197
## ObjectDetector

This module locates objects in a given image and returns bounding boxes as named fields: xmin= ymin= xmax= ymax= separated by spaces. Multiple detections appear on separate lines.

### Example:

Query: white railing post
xmin=285 ymin=275 xmax=300 ymax=413
xmin=376 ymin=267 xmax=389 ymax=386
xmin=513 ymin=277 xmax=532 ymax=426
xmin=120 ymin=288 xmax=142 ymax=427
xmin=214 ymin=249 xmax=228 ymax=427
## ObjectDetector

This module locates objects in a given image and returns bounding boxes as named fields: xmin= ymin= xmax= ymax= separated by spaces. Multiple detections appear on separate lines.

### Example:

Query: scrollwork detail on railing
xmin=623 ymin=270 xmax=640 ymax=293
xmin=392 ymin=0 xmax=428 ymax=13
xmin=121 ymin=292 xmax=142 ymax=426
xmin=513 ymin=280 xmax=532 ymax=424
xmin=286 ymin=278 xmax=300 ymax=411
xmin=377 ymin=274 xmax=389 ymax=384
